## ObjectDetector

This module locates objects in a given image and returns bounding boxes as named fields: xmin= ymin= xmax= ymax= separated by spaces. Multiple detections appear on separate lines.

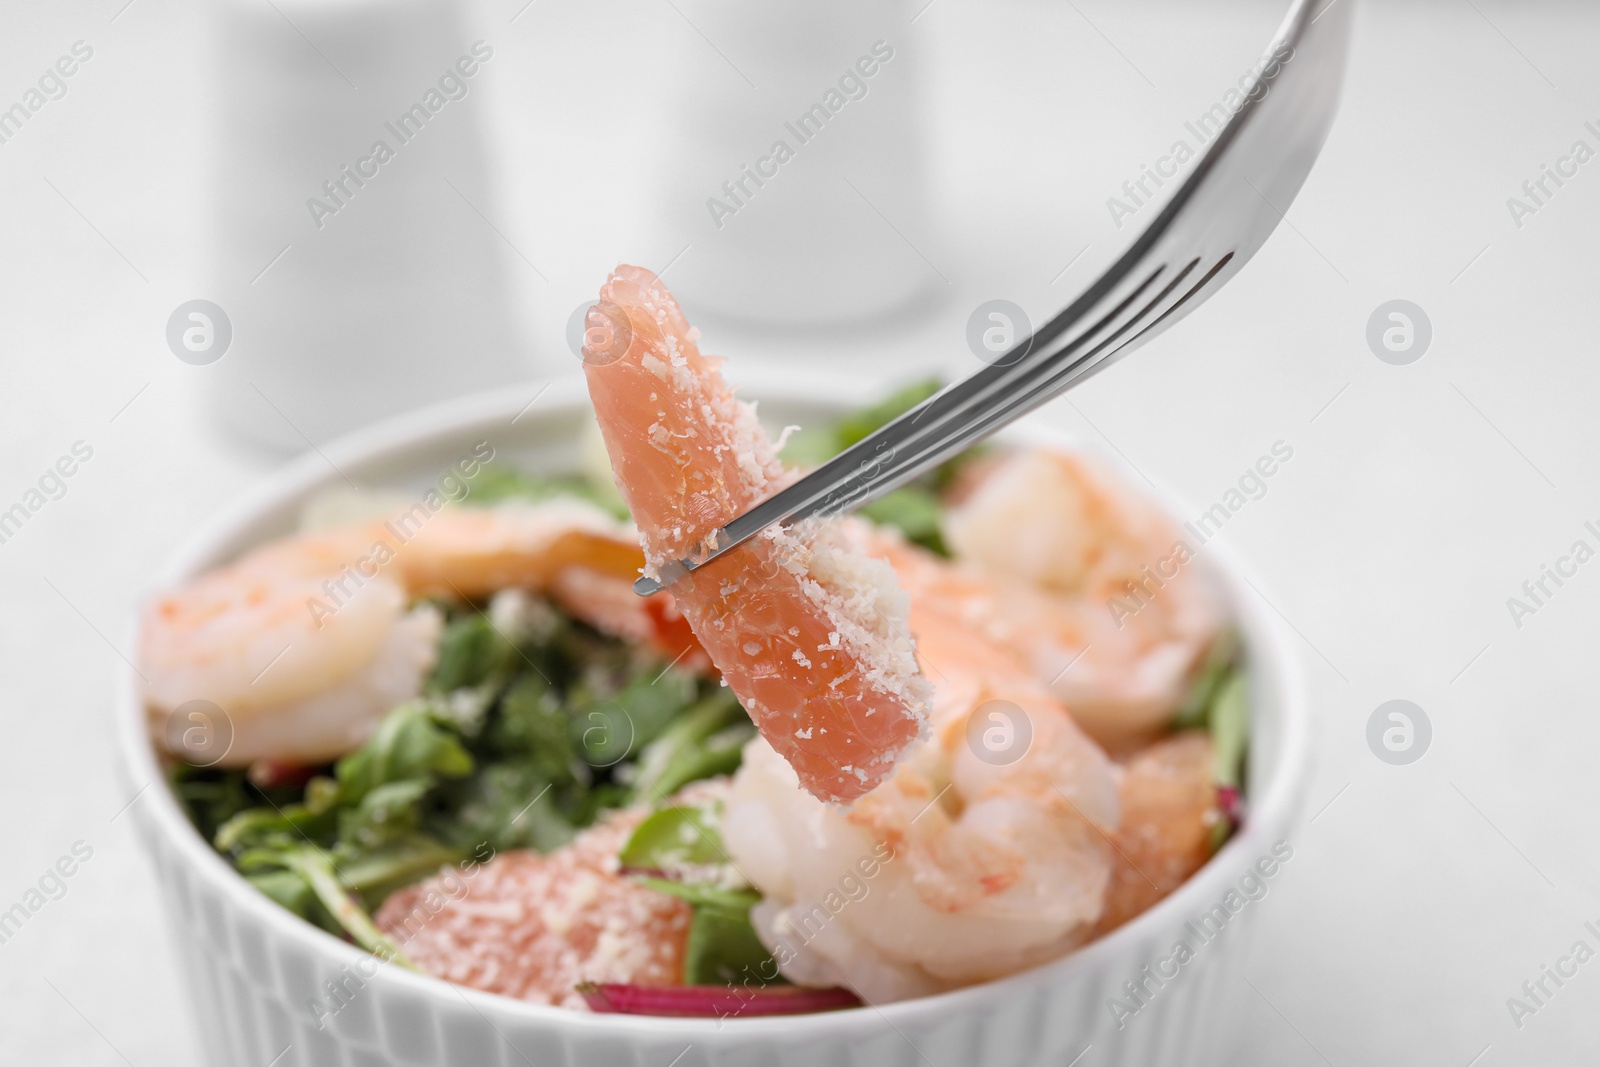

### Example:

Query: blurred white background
xmin=3 ymin=0 xmax=1600 ymax=1063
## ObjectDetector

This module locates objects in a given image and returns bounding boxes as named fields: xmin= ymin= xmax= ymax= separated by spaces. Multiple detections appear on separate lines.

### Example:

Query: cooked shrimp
xmin=383 ymin=500 xmax=644 ymax=600
xmin=940 ymin=447 xmax=1226 ymax=748
xmin=581 ymin=265 xmax=930 ymax=804
xmin=375 ymin=806 xmax=693 ymax=1008
xmin=140 ymin=498 xmax=655 ymax=767
xmin=141 ymin=559 xmax=438 ymax=768
xmin=721 ymin=557 xmax=1120 ymax=1003
xmin=1093 ymin=731 xmax=1220 ymax=934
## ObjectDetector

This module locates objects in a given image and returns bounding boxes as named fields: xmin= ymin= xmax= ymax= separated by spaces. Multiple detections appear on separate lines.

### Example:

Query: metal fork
xmin=636 ymin=0 xmax=1352 ymax=596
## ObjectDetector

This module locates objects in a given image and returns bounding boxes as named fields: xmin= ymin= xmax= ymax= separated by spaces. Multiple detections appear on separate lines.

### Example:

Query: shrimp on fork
xmin=580 ymin=265 xmax=932 ymax=804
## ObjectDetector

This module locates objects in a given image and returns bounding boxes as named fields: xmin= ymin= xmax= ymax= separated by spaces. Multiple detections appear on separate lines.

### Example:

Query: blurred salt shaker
xmin=198 ymin=0 xmax=528 ymax=451
xmin=658 ymin=0 xmax=931 ymax=327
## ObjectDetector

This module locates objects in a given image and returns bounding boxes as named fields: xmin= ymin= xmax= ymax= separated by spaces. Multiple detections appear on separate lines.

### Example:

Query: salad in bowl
xmin=125 ymin=268 xmax=1299 ymax=1067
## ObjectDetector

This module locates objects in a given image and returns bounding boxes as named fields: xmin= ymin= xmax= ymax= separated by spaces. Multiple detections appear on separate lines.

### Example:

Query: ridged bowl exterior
xmin=119 ymin=378 xmax=1308 ymax=1067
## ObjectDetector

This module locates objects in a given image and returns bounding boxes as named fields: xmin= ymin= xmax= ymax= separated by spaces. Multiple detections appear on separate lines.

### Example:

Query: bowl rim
xmin=116 ymin=371 xmax=1311 ymax=1040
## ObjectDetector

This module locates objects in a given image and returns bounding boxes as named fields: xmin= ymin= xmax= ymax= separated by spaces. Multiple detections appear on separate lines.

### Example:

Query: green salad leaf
xmin=171 ymin=764 xmax=274 ymax=843
xmin=834 ymin=378 xmax=944 ymax=448
xmin=434 ymin=760 xmax=576 ymax=854
xmin=491 ymin=673 xmax=577 ymax=784
xmin=629 ymin=690 xmax=753 ymax=804
xmin=213 ymin=786 xmax=338 ymax=853
xmin=1172 ymin=630 xmax=1240 ymax=731
xmin=468 ymin=466 xmax=629 ymax=520
xmin=859 ymin=486 xmax=946 ymax=556
xmin=176 ymin=593 xmax=740 ymax=955
xmin=333 ymin=835 xmax=465 ymax=904
xmin=1208 ymin=672 xmax=1249 ymax=791
xmin=619 ymin=805 xmax=727 ymax=870
xmin=264 ymin=846 xmax=415 ymax=966
xmin=339 ymin=778 xmax=433 ymax=849
xmin=427 ymin=614 xmax=520 ymax=698
xmin=567 ymin=666 xmax=699 ymax=768
xmin=336 ymin=701 xmax=475 ymax=807
xmin=778 ymin=376 xmax=979 ymax=554
xmin=684 ymin=905 xmax=776 ymax=985
xmin=632 ymin=876 xmax=761 ymax=913
xmin=1169 ymin=633 xmax=1249 ymax=852
xmin=620 ymin=800 xmax=777 ymax=986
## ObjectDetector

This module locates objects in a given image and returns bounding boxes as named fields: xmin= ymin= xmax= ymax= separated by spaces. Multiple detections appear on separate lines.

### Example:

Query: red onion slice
xmin=1217 ymin=784 xmax=1245 ymax=826
xmin=578 ymin=982 xmax=861 ymax=1017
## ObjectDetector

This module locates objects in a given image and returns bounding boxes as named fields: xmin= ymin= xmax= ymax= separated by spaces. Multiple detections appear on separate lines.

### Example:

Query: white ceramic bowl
xmin=117 ymin=375 xmax=1309 ymax=1067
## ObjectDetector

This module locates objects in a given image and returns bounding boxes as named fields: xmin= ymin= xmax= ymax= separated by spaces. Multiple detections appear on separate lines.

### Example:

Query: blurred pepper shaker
xmin=658 ymin=0 xmax=932 ymax=327
xmin=198 ymin=0 xmax=528 ymax=451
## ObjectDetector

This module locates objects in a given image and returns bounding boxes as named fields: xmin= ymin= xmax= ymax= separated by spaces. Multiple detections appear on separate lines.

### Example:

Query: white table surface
xmin=4 ymin=0 xmax=1599 ymax=1063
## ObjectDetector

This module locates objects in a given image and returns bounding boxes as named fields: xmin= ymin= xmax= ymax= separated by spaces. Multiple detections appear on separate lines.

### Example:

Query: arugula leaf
xmin=776 ymin=377 xmax=981 ymax=555
xmin=629 ymin=691 xmax=751 ymax=804
xmin=835 ymin=378 xmax=943 ymax=448
xmin=279 ymin=846 xmax=415 ymax=967
xmin=335 ymin=834 xmax=465 ymax=906
xmin=433 ymin=761 xmax=576 ymax=854
xmin=236 ymin=826 xmax=464 ymax=947
xmin=632 ymin=876 xmax=760 ymax=912
xmin=1172 ymin=631 xmax=1240 ymax=731
xmin=468 ymin=466 xmax=629 ymax=520
xmin=335 ymin=701 xmax=474 ymax=807
xmin=859 ymin=485 xmax=946 ymax=555
xmin=616 ymin=668 xmax=702 ymax=750
xmin=213 ymin=790 xmax=338 ymax=853
xmin=569 ymin=665 xmax=699 ymax=768
xmin=246 ymin=868 xmax=318 ymax=918
xmin=775 ymin=425 xmax=840 ymax=468
xmin=338 ymin=778 xmax=432 ymax=850
xmin=1164 ymin=633 xmax=1248 ymax=791
xmin=779 ymin=378 xmax=942 ymax=470
xmin=491 ymin=672 xmax=578 ymax=784
xmin=1209 ymin=672 xmax=1249 ymax=791
xmin=429 ymin=615 xmax=520 ymax=695
xmin=619 ymin=790 xmax=770 ymax=985
xmin=570 ymin=702 xmax=632 ymax=768
xmin=564 ymin=780 xmax=632 ymax=830
xmin=170 ymin=765 xmax=272 ymax=843
xmin=683 ymin=905 xmax=777 ymax=986
xmin=619 ymin=806 xmax=727 ymax=871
